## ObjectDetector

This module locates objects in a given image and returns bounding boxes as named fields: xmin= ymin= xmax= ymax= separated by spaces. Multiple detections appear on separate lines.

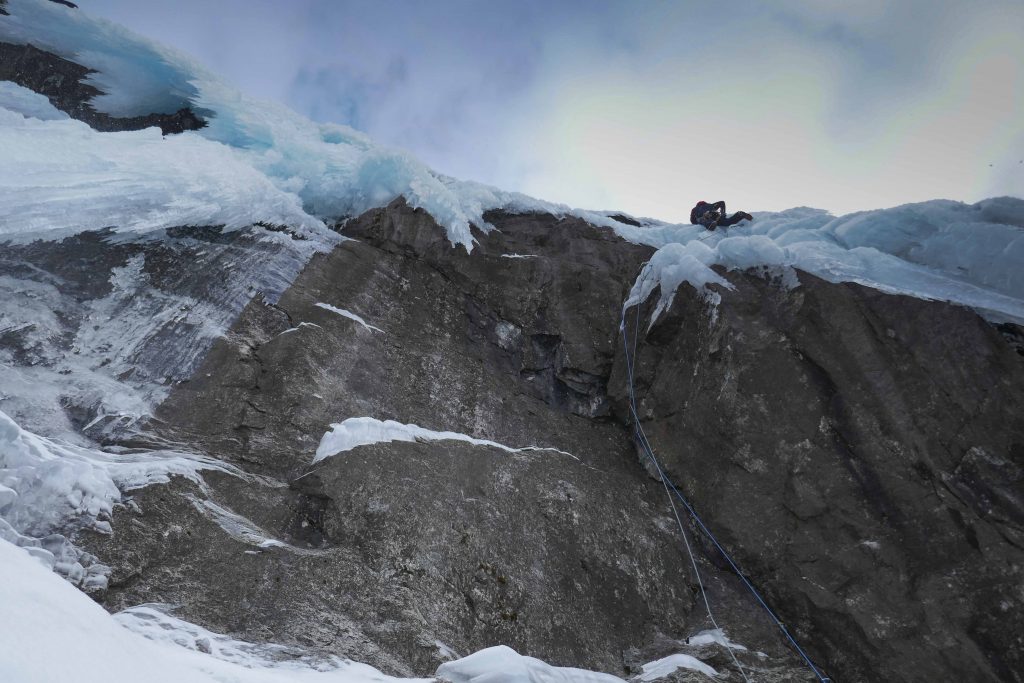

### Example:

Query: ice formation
xmin=2 ymin=0 xmax=1022 ymax=324
xmin=0 ymin=0 xmax=591 ymax=251
xmin=0 ymin=104 xmax=326 ymax=243
xmin=0 ymin=241 xmax=323 ymax=442
xmin=0 ymin=409 xmax=245 ymax=588
xmin=623 ymin=200 xmax=1024 ymax=325
xmin=314 ymin=417 xmax=577 ymax=463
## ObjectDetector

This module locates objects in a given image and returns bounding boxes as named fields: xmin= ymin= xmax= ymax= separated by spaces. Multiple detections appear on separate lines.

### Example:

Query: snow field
xmin=0 ymin=537 xmax=433 ymax=683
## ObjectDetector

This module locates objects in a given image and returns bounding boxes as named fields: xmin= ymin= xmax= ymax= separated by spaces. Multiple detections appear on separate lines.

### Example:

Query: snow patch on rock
xmin=315 ymin=302 xmax=384 ymax=333
xmin=314 ymin=417 xmax=577 ymax=463
xmin=437 ymin=645 xmax=624 ymax=683
xmin=687 ymin=628 xmax=748 ymax=651
xmin=636 ymin=653 xmax=718 ymax=681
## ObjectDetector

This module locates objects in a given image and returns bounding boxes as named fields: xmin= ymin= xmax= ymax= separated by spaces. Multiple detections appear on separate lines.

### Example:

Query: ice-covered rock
xmin=626 ymin=199 xmax=1024 ymax=326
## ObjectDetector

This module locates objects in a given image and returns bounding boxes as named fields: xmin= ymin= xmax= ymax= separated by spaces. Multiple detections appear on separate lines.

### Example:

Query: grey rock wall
xmin=78 ymin=200 xmax=1023 ymax=682
xmin=610 ymin=268 xmax=1024 ymax=681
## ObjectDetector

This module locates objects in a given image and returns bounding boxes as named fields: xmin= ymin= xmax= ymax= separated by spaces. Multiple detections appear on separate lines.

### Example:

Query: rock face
xmin=71 ymin=200 xmax=1023 ymax=682
xmin=610 ymin=269 xmax=1024 ymax=682
xmin=89 ymin=203 xmax=721 ymax=676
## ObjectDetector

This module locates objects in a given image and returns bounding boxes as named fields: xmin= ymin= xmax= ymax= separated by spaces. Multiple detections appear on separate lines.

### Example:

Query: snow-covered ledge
xmin=313 ymin=417 xmax=577 ymax=463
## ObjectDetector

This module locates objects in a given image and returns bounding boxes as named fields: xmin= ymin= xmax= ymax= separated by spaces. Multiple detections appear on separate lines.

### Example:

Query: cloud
xmin=494 ymin=0 xmax=1024 ymax=217
xmin=81 ymin=0 xmax=1024 ymax=219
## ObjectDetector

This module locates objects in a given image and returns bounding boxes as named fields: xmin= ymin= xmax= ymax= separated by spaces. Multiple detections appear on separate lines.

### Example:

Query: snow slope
xmin=0 ymin=537 xmax=432 ymax=683
xmin=3 ymin=537 xmax=686 ymax=683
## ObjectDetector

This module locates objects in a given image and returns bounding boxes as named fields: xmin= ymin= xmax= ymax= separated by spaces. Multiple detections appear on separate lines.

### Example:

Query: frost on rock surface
xmin=0 ymin=408 xmax=243 ymax=588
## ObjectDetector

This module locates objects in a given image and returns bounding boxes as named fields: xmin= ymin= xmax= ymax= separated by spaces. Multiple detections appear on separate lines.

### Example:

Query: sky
xmin=80 ymin=0 xmax=1023 ymax=222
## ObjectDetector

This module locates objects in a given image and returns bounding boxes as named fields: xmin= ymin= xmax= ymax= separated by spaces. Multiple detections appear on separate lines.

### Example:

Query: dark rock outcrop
xmin=609 ymin=213 xmax=643 ymax=227
xmin=0 ymin=41 xmax=205 ymax=134
xmin=610 ymin=270 xmax=1024 ymax=682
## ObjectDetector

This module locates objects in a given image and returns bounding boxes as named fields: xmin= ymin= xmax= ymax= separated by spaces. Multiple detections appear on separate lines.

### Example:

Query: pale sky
xmin=82 ymin=0 xmax=1023 ymax=222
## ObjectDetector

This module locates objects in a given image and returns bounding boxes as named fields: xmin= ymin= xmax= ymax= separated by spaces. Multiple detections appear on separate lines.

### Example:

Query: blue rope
xmin=620 ymin=281 xmax=831 ymax=683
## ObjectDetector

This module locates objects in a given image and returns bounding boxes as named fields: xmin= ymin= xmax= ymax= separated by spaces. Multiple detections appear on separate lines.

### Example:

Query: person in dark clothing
xmin=690 ymin=200 xmax=753 ymax=230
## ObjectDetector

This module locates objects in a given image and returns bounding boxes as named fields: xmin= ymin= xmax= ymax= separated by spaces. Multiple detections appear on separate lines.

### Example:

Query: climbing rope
xmin=622 ymin=299 xmax=752 ymax=683
xmin=620 ymin=266 xmax=831 ymax=683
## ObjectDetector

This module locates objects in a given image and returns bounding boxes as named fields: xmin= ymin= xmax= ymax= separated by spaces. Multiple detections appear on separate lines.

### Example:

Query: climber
xmin=690 ymin=200 xmax=753 ymax=231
